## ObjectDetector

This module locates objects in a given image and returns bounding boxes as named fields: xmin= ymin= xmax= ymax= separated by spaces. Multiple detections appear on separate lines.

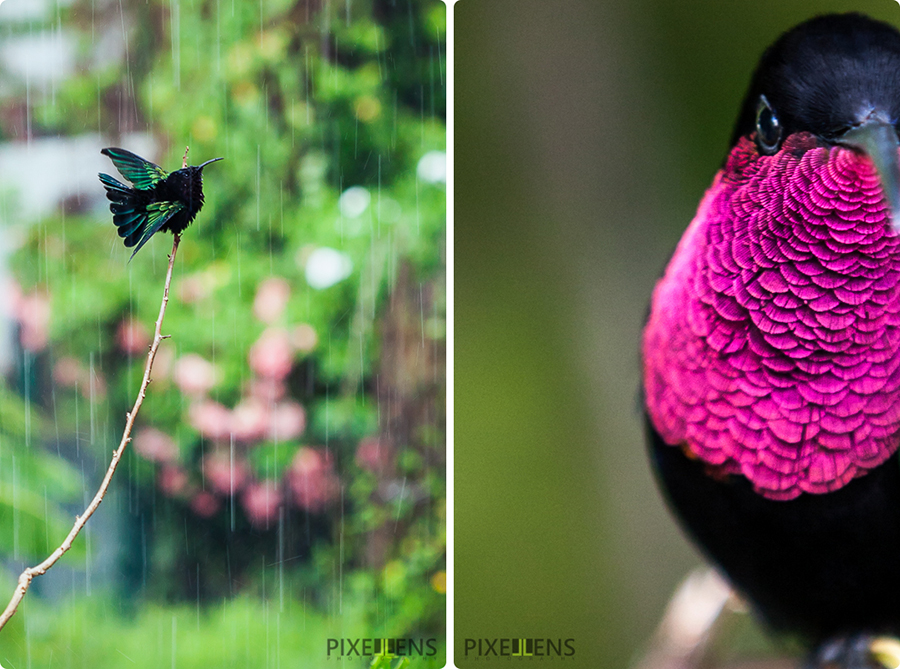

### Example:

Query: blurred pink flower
xmin=179 ymin=274 xmax=213 ymax=303
xmin=287 ymin=447 xmax=339 ymax=512
xmin=191 ymin=491 xmax=221 ymax=518
xmin=133 ymin=427 xmax=178 ymax=463
xmin=81 ymin=368 xmax=107 ymax=401
xmin=158 ymin=465 xmax=189 ymax=497
xmin=268 ymin=401 xmax=306 ymax=441
xmin=203 ymin=452 xmax=249 ymax=496
xmin=242 ymin=481 xmax=282 ymax=527
xmin=247 ymin=378 xmax=286 ymax=403
xmin=53 ymin=357 xmax=83 ymax=388
xmin=189 ymin=400 xmax=232 ymax=441
xmin=253 ymin=277 xmax=291 ymax=324
xmin=2 ymin=278 xmax=21 ymax=320
xmin=355 ymin=437 xmax=393 ymax=473
xmin=174 ymin=353 xmax=219 ymax=397
xmin=116 ymin=319 xmax=151 ymax=355
xmin=231 ymin=398 xmax=269 ymax=442
xmin=152 ymin=345 xmax=175 ymax=386
xmin=249 ymin=327 xmax=293 ymax=380
xmin=17 ymin=290 xmax=51 ymax=352
xmin=290 ymin=324 xmax=318 ymax=352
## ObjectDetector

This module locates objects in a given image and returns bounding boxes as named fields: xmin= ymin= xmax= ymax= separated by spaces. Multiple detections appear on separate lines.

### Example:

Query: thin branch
xmin=0 ymin=234 xmax=182 ymax=631
xmin=633 ymin=567 xmax=739 ymax=669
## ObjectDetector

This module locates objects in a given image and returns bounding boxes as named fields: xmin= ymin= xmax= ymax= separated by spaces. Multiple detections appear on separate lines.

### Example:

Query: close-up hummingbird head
xmin=732 ymin=13 xmax=900 ymax=225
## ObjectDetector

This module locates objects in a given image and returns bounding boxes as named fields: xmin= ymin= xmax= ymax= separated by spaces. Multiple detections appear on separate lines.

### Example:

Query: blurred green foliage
xmin=0 ymin=590 xmax=439 ymax=668
xmin=2 ymin=0 xmax=444 ymax=661
xmin=0 ymin=381 xmax=85 ymax=563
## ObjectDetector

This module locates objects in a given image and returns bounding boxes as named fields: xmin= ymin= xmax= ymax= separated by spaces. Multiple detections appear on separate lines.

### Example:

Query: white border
xmin=444 ymin=0 xmax=455 ymax=666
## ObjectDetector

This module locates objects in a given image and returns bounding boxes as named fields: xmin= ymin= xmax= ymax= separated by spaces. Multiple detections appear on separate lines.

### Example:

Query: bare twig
xmin=0 ymin=234 xmax=182 ymax=631
xmin=633 ymin=567 xmax=739 ymax=669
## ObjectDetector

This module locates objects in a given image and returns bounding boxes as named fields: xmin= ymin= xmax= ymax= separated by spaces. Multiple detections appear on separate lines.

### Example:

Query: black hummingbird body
xmin=643 ymin=13 xmax=900 ymax=661
xmin=99 ymin=147 xmax=223 ymax=258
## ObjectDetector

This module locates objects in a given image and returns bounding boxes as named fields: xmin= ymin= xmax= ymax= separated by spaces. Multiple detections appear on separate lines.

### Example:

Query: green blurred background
xmin=455 ymin=0 xmax=900 ymax=667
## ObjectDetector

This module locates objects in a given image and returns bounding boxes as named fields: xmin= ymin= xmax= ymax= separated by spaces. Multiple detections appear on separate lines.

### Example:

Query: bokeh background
xmin=455 ymin=0 xmax=900 ymax=667
xmin=0 ymin=0 xmax=445 ymax=666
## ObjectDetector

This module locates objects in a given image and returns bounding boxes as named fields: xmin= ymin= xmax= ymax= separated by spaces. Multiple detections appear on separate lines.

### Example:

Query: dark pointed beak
xmin=198 ymin=157 xmax=224 ymax=169
xmin=838 ymin=117 xmax=900 ymax=232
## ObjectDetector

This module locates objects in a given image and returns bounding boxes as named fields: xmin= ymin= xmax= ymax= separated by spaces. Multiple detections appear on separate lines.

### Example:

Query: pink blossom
xmin=2 ymin=278 xmax=21 ymax=320
xmin=290 ymin=324 xmax=318 ymax=352
xmin=191 ymin=491 xmax=221 ymax=518
xmin=17 ymin=290 xmax=50 ymax=352
xmin=55 ymin=357 xmax=107 ymax=399
xmin=355 ymin=437 xmax=393 ymax=473
xmin=249 ymin=327 xmax=294 ymax=380
xmin=133 ymin=427 xmax=178 ymax=463
xmin=53 ymin=357 xmax=83 ymax=388
xmin=287 ymin=447 xmax=339 ymax=512
xmin=231 ymin=398 xmax=269 ymax=442
xmin=268 ymin=401 xmax=306 ymax=441
xmin=178 ymin=274 xmax=212 ymax=303
xmin=242 ymin=481 xmax=282 ymax=527
xmin=247 ymin=378 xmax=286 ymax=403
xmin=203 ymin=452 xmax=249 ymax=496
xmin=174 ymin=353 xmax=219 ymax=397
xmin=253 ymin=277 xmax=291 ymax=324
xmin=81 ymin=369 xmax=107 ymax=401
xmin=189 ymin=400 xmax=232 ymax=441
xmin=158 ymin=465 xmax=189 ymax=497
xmin=152 ymin=345 xmax=175 ymax=385
xmin=116 ymin=319 xmax=151 ymax=355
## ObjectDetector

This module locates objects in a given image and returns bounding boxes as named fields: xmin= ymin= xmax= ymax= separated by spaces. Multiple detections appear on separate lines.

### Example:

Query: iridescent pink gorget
xmin=643 ymin=133 xmax=900 ymax=500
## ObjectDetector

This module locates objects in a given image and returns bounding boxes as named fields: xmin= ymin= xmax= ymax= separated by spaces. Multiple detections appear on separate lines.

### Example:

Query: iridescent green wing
xmin=101 ymin=147 xmax=169 ymax=190
xmin=129 ymin=200 xmax=184 ymax=259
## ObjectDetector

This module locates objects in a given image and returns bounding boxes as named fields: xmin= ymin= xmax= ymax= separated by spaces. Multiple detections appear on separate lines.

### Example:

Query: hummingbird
xmin=643 ymin=12 xmax=900 ymax=664
xmin=99 ymin=147 xmax=223 ymax=259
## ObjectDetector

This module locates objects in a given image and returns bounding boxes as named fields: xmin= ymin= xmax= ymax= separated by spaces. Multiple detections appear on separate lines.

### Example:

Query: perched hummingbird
xmin=643 ymin=12 xmax=900 ymax=661
xmin=99 ymin=148 xmax=223 ymax=259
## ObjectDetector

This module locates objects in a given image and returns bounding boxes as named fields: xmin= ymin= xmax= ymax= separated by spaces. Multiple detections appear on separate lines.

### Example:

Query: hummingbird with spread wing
xmin=99 ymin=147 xmax=223 ymax=259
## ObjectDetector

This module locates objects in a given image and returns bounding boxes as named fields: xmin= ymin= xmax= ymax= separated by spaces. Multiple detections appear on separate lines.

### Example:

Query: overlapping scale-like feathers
xmin=643 ymin=134 xmax=900 ymax=499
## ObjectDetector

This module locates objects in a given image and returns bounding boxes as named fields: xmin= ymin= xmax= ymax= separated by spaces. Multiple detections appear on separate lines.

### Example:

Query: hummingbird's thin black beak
xmin=198 ymin=157 xmax=224 ymax=169
xmin=838 ymin=117 xmax=900 ymax=232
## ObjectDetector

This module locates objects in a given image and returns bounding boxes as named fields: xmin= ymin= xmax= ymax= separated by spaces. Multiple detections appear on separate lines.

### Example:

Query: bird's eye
xmin=756 ymin=95 xmax=782 ymax=154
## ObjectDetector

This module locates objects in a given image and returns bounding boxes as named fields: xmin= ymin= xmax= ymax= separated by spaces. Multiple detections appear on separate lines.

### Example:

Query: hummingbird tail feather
xmin=99 ymin=172 xmax=149 ymax=251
